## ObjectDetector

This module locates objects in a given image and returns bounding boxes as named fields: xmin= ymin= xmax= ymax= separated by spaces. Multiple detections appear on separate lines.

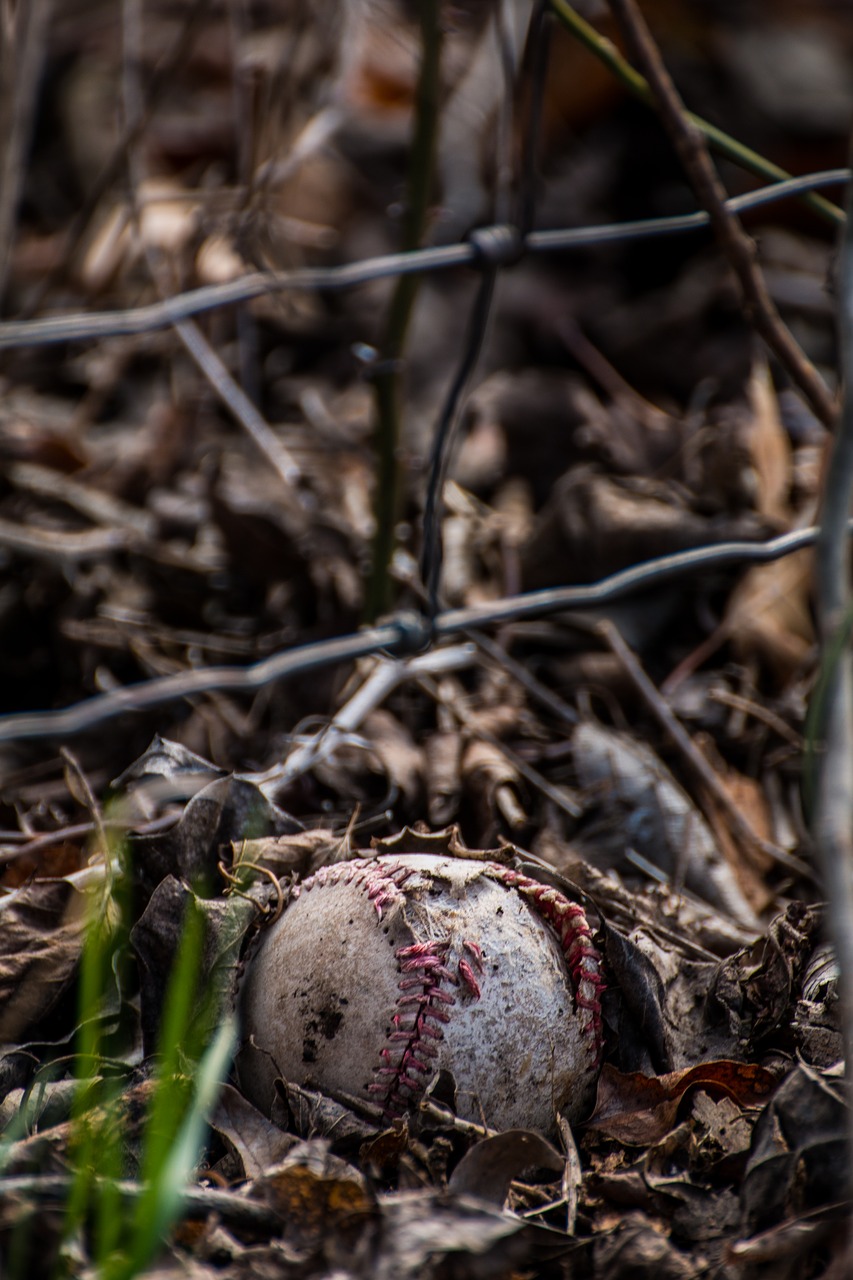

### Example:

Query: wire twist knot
xmin=466 ymin=224 xmax=524 ymax=269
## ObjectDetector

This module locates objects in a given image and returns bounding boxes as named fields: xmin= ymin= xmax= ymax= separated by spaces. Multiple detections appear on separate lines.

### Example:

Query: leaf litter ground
xmin=0 ymin=2 xmax=849 ymax=1277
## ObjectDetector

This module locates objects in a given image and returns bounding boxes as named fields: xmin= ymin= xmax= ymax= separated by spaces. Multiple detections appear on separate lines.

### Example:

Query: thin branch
xmin=597 ymin=619 xmax=811 ymax=880
xmin=254 ymin=643 xmax=477 ymax=799
xmin=120 ymin=0 xmax=301 ymax=495
xmin=0 ymin=516 xmax=135 ymax=561
xmin=0 ymin=171 xmax=845 ymax=352
xmin=605 ymin=0 xmax=836 ymax=430
xmin=548 ymin=0 xmax=843 ymax=228
xmin=173 ymin=319 xmax=302 ymax=490
xmin=0 ymin=1174 xmax=284 ymax=1233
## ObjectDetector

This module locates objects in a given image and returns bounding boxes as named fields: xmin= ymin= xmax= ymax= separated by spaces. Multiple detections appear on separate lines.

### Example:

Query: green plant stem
xmin=62 ymin=889 xmax=120 ymax=1259
xmin=549 ymin=0 xmax=843 ymax=227
xmin=366 ymin=0 xmax=442 ymax=621
xmin=135 ymin=901 xmax=205 ymax=1199
xmin=120 ymin=1017 xmax=236 ymax=1280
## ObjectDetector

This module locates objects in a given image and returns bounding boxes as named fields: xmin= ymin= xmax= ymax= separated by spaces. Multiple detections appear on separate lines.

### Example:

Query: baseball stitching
xmin=296 ymin=856 xmax=415 ymax=912
xmin=486 ymin=865 xmax=605 ymax=1063
xmin=288 ymin=856 xmax=605 ymax=1121
xmin=368 ymin=937 xmax=457 ymax=1116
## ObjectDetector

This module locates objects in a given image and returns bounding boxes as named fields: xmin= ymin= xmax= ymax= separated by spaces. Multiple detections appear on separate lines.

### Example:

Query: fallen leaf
xmin=448 ymin=1129 xmax=564 ymax=1205
xmin=588 ymin=1060 xmax=778 ymax=1145
xmin=211 ymin=1084 xmax=299 ymax=1181
xmin=726 ymin=547 xmax=815 ymax=681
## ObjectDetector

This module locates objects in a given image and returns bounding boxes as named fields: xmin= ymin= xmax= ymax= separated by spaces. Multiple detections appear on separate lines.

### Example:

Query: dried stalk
xmin=606 ymin=0 xmax=837 ymax=430
xmin=366 ymin=0 xmax=442 ymax=620
xmin=548 ymin=0 xmax=843 ymax=228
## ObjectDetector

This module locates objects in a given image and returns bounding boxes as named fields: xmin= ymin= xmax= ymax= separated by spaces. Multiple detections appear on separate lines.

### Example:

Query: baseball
xmin=237 ymin=854 xmax=604 ymax=1136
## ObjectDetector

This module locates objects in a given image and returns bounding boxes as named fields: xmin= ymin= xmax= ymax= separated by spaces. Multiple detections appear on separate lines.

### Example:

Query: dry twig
xmin=597 ymin=618 xmax=811 ymax=881
xmin=548 ymin=0 xmax=843 ymax=226
xmin=607 ymin=0 xmax=837 ymax=430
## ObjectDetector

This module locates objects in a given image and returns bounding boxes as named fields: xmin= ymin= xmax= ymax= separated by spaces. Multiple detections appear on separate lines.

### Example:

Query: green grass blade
xmin=119 ymin=1015 xmax=237 ymax=1280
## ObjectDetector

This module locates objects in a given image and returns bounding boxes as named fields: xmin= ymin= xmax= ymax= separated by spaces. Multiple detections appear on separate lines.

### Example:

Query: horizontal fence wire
xmin=0 ymin=10 xmax=845 ymax=751
xmin=0 ymin=169 xmax=846 ymax=351
xmin=0 ymin=521 xmax=844 ymax=743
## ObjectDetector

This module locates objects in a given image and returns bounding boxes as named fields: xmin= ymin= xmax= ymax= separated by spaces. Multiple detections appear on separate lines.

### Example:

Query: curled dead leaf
xmin=0 ymin=874 xmax=94 ymax=1043
xmin=587 ymin=1060 xmax=778 ymax=1145
xmin=448 ymin=1129 xmax=564 ymax=1205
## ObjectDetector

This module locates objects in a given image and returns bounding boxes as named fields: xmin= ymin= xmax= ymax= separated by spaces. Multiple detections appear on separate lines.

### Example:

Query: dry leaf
xmin=588 ymin=1060 xmax=777 ymax=1145
xmin=0 ymin=875 xmax=93 ymax=1042
xmin=447 ymin=1129 xmax=564 ymax=1204
xmin=726 ymin=547 xmax=814 ymax=680
xmin=745 ymin=359 xmax=792 ymax=521
xmin=573 ymin=721 xmax=761 ymax=930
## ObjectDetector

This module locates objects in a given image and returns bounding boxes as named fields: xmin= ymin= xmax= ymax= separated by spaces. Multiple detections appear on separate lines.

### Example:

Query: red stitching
xmin=487 ymin=865 xmax=605 ymax=1066
xmin=368 ymin=937 xmax=461 ymax=1118
xmin=295 ymin=857 xmax=411 ymax=918
xmin=457 ymin=959 xmax=482 ymax=999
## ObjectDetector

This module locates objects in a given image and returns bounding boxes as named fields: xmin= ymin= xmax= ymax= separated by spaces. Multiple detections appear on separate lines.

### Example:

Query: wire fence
xmin=0 ymin=169 xmax=845 ymax=353
xmin=0 ymin=520 xmax=845 ymax=743
xmin=0 ymin=3 xmax=848 ymax=745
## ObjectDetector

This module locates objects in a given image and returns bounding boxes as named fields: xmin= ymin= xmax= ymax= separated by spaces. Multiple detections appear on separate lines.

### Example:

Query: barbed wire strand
xmin=0 ymin=520 xmax=846 ymax=745
xmin=0 ymin=170 xmax=845 ymax=353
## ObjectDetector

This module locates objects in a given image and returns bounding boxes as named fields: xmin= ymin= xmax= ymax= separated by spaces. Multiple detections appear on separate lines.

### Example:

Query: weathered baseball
xmin=237 ymin=854 xmax=603 ymax=1135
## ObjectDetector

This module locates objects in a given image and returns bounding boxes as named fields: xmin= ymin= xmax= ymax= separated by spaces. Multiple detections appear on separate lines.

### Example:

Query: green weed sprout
xmin=58 ymin=855 xmax=235 ymax=1280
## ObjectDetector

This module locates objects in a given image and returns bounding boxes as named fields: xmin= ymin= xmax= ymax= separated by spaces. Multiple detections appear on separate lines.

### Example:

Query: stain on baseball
xmin=237 ymin=854 xmax=604 ymax=1135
